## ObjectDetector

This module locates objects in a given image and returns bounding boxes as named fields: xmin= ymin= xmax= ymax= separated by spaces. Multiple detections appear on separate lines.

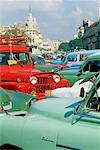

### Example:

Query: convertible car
xmin=0 ymin=73 xmax=100 ymax=150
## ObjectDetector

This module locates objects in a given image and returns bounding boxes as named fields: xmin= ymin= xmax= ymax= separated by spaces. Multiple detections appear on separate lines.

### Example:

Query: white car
xmin=51 ymin=79 xmax=93 ymax=98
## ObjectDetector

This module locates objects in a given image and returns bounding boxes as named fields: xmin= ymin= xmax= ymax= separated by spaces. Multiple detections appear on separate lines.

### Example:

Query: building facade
xmin=82 ymin=18 xmax=100 ymax=50
xmin=25 ymin=8 xmax=43 ymax=49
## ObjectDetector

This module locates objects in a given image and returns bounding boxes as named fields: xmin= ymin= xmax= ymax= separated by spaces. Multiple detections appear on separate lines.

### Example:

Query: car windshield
xmin=86 ymin=81 xmax=100 ymax=112
xmin=0 ymin=52 xmax=31 ymax=65
xmin=32 ymin=56 xmax=45 ymax=65
xmin=63 ymin=54 xmax=77 ymax=64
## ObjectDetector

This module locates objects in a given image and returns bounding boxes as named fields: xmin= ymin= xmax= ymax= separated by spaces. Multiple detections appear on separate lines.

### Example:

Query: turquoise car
xmin=62 ymin=49 xmax=100 ymax=67
xmin=0 ymin=74 xmax=100 ymax=150
xmin=32 ymin=55 xmax=61 ymax=72
xmin=59 ymin=53 xmax=100 ymax=86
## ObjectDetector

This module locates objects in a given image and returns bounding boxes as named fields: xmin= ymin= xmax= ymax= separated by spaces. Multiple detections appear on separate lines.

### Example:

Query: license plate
xmin=31 ymin=90 xmax=36 ymax=96
xmin=31 ymin=90 xmax=51 ymax=97
xmin=45 ymin=90 xmax=51 ymax=96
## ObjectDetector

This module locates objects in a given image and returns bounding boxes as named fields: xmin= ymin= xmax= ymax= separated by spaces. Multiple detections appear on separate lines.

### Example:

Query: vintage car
xmin=63 ymin=63 xmax=81 ymax=72
xmin=50 ymin=49 xmax=100 ymax=68
xmin=31 ymin=55 xmax=68 ymax=71
xmin=59 ymin=53 xmax=100 ymax=86
xmin=0 ymin=44 xmax=69 ymax=100
xmin=0 ymin=73 xmax=100 ymax=150
xmin=62 ymin=49 xmax=100 ymax=67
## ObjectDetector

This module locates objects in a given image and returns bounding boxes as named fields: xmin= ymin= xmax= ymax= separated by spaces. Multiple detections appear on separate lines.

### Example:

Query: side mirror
xmin=80 ymin=87 xmax=85 ymax=98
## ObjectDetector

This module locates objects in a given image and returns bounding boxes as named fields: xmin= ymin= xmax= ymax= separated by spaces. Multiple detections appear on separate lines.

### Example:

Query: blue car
xmin=63 ymin=49 xmax=100 ymax=67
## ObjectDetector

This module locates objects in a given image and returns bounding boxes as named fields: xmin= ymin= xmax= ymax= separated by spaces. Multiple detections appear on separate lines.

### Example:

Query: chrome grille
xmin=38 ymin=77 xmax=48 ymax=84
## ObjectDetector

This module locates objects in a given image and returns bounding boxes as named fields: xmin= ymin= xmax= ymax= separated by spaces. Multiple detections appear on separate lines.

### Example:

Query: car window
xmin=86 ymin=83 xmax=100 ymax=112
xmin=67 ymin=54 xmax=77 ymax=62
xmin=83 ymin=61 xmax=100 ymax=72
xmin=0 ymin=52 xmax=31 ymax=65
xmin=0 ymin=53 xmax=9 ymax=65
xmin=79 ymin=54 xmax=88 ymax=61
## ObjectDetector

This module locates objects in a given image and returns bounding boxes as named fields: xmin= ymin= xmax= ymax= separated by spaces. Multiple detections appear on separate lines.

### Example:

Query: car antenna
xmin=9 ymin=36 xmax=14 ymax=60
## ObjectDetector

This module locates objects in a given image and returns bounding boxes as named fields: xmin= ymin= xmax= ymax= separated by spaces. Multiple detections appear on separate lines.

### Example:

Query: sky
xmin=0 ymin=0 xmax=99 ymax=41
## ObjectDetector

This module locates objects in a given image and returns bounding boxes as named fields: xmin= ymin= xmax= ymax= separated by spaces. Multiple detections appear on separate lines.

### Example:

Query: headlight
xmin=30 ymin=76 xmax=37 ymax=84
xmin=53 ymin=75 xmax=60 ymax=83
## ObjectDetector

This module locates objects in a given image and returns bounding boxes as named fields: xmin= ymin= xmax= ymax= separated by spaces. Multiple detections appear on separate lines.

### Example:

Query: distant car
xmin=32 ymin=55 xmax=45 ymax=65
xmin=50 ymin=49 xmax=100 ymax=69
xmin=63 ymin=63 xmax=81 ymax=72
xmin=32 ymin=55 xmax=68 ymax=71
xmin=50 ymin=58 xmax=63 ymax=65
xmin=62 ymin=49 xmax=100 ymax=67
xmin=0 ymin=74 xmax=100 ymax=150
xmin=59 ymin=53 xmax=100 ymax=86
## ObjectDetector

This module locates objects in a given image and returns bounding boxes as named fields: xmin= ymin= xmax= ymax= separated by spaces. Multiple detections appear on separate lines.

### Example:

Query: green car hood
xmin=0 ymin=88 xmax=11 ymax=107
xmin=29 ymin=97 xmax=82 ymax=121
xmin=35 ymin=64 xmax=61 ymax=72
xmin=59 ymin=70 xmax=78 ymax=75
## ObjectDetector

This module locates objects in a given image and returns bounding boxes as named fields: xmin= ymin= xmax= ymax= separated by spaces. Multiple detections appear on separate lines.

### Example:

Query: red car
xmin=0 ymin=44 xmax=70 ymax=100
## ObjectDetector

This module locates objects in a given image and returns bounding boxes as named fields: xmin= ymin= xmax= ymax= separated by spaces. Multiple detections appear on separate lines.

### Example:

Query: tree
xmin=69 ymin=38 xmax=83 ymax=50
xmin=58 ymin=42 xmax=69 ymax=51
xmin=59 ymin=37 xmax=83 ymax=52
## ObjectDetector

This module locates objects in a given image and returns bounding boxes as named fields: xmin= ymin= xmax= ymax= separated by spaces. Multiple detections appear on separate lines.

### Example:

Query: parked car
xmin=59 ymin=53 xmax=100 ymax=86
xmin=0 ymin=73 xmax=100 ymax=150
xmin=62 ymin=49 xmax=100 ymax=67
xmin=31 ymin=55 xmax=67 ymax=71
xmin=32 ymin=55 xmax=45 ymax=65
xmin=63 ymin=63 xmax=81 ymax=72
xmin=50 ymin=49 xmax=100 ymax=69
xmin=0 ymin=45 xmax=69 ymax=100
xmin=50 ymin=57 xmax=63 ymax=65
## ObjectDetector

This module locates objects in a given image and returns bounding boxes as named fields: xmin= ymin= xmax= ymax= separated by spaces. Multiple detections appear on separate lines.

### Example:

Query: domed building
xmin=25 ymin=8 xmax=43 ymax=50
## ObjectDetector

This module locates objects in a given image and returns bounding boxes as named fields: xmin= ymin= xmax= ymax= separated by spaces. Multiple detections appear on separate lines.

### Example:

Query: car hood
xmin=59 ymin=69 xmax=78 ymax=75
xmin=1 ymin=68 xmax=54 ymax=82
xmin=35 ymin=64 xmax=61 ymax=71
xmin=29 ymin=97 xmax=82 ymax=121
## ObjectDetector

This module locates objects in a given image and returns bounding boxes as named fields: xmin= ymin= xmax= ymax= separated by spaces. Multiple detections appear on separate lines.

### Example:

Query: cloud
xmin=70 ymin=7 xmax=83 ymax=19
xmin=31 ymin=0 xmax=63 ymax=12
xmin=0 ymin=0 xmax=63 ymax=12
xmin=0 ymin=0 xmax=99 ymax=40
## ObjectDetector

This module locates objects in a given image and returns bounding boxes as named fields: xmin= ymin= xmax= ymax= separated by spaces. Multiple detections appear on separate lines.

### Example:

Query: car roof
xmin=81 ymin=53 xmax=100 ymax=68
xmin=87 ymin=52 xmax=100 ymax=59
xmin=67 ymin=49 xmax=100 ymax=55
xmin=0 ymin=45 xmax=28 ymax=53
